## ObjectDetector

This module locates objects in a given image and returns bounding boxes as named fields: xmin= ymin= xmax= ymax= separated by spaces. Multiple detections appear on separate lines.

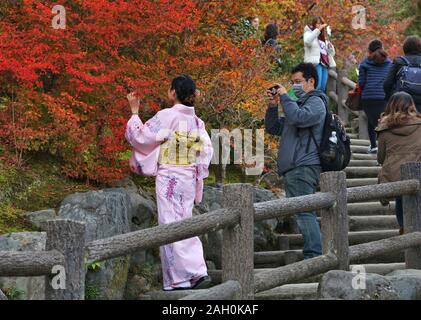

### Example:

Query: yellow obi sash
xmin=159 ymin=131 xmax=204 ymax=166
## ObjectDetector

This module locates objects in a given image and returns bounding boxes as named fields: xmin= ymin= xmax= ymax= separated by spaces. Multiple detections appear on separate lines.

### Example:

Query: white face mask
xmin=293 ymin=83 xmax=306 ymax=98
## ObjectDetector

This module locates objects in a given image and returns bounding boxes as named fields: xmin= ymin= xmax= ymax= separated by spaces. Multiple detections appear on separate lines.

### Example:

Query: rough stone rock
xmin=59 ymin=188 xmax=131 ymax=300
xmin=111 ymin=177 xmax=161 ymax=291
xmin=0 ymin=289 xmax=7 ymax=300
xmin=206 ymin=260 xmax=216 ymax=270
xmin=124 ymin=275 xmax=151 ymax=300
xmin=318 ymin=270 xmax=421 ymax=300
xmin=0 ymin=232 xmax=46 ymax=300
xmin=23 ymin=209 xmax=56 ymax=230
xmin=386 ymin=269 xmax=421 ymax=300
xmin=197 ymin=185 xmax=281 ymax=267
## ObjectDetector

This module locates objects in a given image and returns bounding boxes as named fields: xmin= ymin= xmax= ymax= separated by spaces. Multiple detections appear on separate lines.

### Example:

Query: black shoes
xmin=191 ymin=275 xmax=212 ymax=290
xmin=163 ymin=275 xmax=213 ymax=291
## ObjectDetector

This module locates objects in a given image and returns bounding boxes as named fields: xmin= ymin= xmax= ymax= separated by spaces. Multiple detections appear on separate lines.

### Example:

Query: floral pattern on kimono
xmin=125 ymin=104 xmax=213 ymax=289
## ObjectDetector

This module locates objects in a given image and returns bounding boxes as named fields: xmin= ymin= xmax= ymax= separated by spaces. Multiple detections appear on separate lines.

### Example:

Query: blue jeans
xmin=284 ymin=166 xmax=322 ymax=259
xmin=395 ymin=197 xmax=403 ymax=228
xmin=316 ymin=64 xmax=328 ymax=93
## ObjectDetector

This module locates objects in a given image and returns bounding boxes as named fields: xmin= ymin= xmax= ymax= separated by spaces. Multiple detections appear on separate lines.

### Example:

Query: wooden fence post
xmin=0 ymin=289 xmax=7 ymax=300
xmin=337 ymin=70 xmax=349 ymax=125
xmin=320 ymin=171 xmax=349 ymax=270
xmin=222 ymin=184 xmax=254 ymax=300
xmin=327 ymin=70 xmax=337 ymax=102
xmin=401 ymin=162 xmax=421 ymax=269
xmin=358 ymin=112 xmax=369 ymax=140
xmin=44 ymin=219 xmax=86 ymax=300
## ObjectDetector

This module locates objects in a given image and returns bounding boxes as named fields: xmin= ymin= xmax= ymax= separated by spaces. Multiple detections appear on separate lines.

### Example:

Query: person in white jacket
xmin=303 ymin=17 xmax=334 ymax=93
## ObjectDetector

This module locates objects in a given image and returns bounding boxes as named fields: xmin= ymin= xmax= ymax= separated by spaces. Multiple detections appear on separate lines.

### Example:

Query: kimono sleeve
xmin=125 ymin=113 xmax=170 ymax=176
xmin=195 ymin=118 xmax=214 ymax=180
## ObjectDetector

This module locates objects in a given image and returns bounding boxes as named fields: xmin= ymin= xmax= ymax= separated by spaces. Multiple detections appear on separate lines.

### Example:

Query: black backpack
xmin=395 ymin=56 xmax=421 ymax=96
xmin=307 ymin=103 xmax=351 ymax=172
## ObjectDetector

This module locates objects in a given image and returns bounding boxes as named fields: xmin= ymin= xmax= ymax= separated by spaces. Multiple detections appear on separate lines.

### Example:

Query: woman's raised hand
xmin=127 ymin=92 xmax=140 ymax=114
xmin=319 ymin=23 xmax=328 ymax=31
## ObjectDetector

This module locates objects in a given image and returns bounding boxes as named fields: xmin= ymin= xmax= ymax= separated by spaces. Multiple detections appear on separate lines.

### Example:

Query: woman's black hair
xmin=264 ymin=24 xmax=279 ymax=43
xmin=368 ymin=39 xmax=383 ymax=52
xmin=170 ymin=75 xmax=196 ymax=106
xmin=368 ymin=39 xmax=388 ymax=64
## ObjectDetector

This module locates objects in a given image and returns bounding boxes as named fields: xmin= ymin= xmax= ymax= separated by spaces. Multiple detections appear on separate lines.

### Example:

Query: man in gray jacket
xmin=265 ymin=63 xmax=327 ymax=259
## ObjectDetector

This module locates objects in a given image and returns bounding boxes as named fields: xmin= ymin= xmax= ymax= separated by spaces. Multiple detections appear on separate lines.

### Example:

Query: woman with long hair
xmin=125 ymin=75 xmax=214 ymax=291
xmin=358 ymin=39 xmax=392 ymax=153
xmin=303 ymin=16 xmax=331 ymax=92
xmin=376 ymin=92 xmax=421 ymax=234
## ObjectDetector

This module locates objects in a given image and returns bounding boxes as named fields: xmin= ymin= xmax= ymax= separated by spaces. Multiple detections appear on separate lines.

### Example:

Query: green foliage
xmin=132 ymin=262 xmax=160 ymax=290
xmin=405 ymin=0 xmax=421 ymax=36
xmin=0 ymin=203 xmax=31 ymax=235
xmin=0 ymin=152 xmax=97 ymax=234
xmin=87 ymin=261 xmax=103 ymax=271
xmin=228 ymin=18 xmax=259 ymax=44
xmin=85 ymin=284 xmax=101 ymax=300
xmin=2 ymin=286 xmax=25 ymax=300
xmin=347 ymin=67 xmax=359 ymax=84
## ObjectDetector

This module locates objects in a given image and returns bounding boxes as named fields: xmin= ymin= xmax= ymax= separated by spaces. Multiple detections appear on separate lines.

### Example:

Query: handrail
xmin=347 ymin=179 xmax=420 ymax=203
xmin=1 ymin=163 xmax=420 ymax=300
xmin=254 ymin=192 xmax=336 ymax=221
xmin=0 ymin=250 xmax=65 ymax=277
xmin=83 ymin=179 xmax=419 ymax=265
xmin=85 ymin=207 xmax=240 ymax=264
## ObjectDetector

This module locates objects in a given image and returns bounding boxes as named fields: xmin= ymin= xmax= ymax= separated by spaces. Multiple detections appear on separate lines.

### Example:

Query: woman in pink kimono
xmin=125 ymin=75 xmax=214 ymax=291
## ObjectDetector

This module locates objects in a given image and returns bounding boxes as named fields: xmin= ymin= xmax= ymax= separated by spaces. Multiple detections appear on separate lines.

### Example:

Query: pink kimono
xmin=125 ymin=104 xmax=214 ymax=289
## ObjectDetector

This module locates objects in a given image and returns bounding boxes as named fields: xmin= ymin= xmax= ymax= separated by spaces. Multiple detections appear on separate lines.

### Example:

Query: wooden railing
xmin=327 ymin=69 xmax=369 ymax=140
xmin=1 ymin=162 xmax=421 ymax=300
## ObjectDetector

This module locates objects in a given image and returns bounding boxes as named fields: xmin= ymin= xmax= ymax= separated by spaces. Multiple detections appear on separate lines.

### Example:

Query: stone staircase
xmin=250 ymin=126 xmax=402 ymax=300
xmin=140 ymin=126 xmax=403 ymax=300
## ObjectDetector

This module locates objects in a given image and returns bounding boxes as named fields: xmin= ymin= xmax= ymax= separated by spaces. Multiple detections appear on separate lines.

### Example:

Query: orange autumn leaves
xmin=0 ymin=0 xmax=410 ymax=183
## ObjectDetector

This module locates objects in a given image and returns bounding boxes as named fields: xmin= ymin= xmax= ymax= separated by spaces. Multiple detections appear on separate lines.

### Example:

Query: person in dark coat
xmin=358 ymin=40 xmax=392 ymax=153
xmin=384 ymin=35 xmax=421 ymax=112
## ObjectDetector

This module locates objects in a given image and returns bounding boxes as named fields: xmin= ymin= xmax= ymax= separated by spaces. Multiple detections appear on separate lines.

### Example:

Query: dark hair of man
xmin=291 ymin=63 xmax=319 ymax=88
xmin=403 ymin=36 xmax=421 ymax=55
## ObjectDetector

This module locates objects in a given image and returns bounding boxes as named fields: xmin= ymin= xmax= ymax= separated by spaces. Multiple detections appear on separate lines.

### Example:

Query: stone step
xmin=286 ymin=230 xmax=399 ymax=247
xmin=348 ymin=133 xmax=359 ymax=139
xmin=345 ymin=167 xmax=381 ymax=178
xmin=345 ymin=127 xmax=357 ymax=134
xmin=347 ymin=202 xmax=395 ymax=216
xmin=254 ymin=250 xmax=303 ymax=266
xmin=349 ymin=263 xmax=405 ymax=275
xmin=255 ymin=264 xmax=405 ymax=300
xmin=352 ymin=153 xmax=377 ymax=160
xmin=255 ymin=249 xmax=404 ymax=267
xmin=350 ymin=251 xmax=405 ymax=264
xmin=346 ymin=178 xmax=378 ymax=187
xmin=351 ymin=145 xmax=370 ymax=153
xmin=348 ymin=215 xmax=399 ymax=231
xmin=139 ymin=262 xmax=406 ymax=300
xmin=349 ymin=160 xmax=379 ymax=167
xmin=350 ymin=139 xmax=370 ymax=146
xmin=313 ymin=215 xmax=398 ymax=231
xmin=140 ymin=289 xmax=206 ymax=300
xmin=255 ymin=283 xmax=319 ymax=300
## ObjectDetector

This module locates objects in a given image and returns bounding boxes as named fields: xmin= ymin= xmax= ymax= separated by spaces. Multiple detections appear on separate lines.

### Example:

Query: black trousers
xmin=361 ymin=99 xmax=387 ymax=148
